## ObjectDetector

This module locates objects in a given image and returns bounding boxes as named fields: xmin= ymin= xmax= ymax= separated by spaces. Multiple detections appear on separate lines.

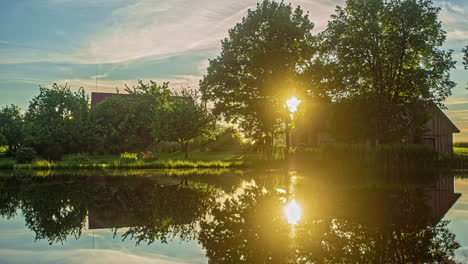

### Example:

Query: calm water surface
xmin=0 ymin=170 xmax=466 ymax=263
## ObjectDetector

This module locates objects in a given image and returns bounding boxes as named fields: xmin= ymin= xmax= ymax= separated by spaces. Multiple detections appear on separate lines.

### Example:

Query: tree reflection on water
xmin=0 ymin=172 xmax=461 ymax=263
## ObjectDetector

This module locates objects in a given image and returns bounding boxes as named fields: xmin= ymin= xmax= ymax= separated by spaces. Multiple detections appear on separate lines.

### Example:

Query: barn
xmin=291 ymin=102 xmax=460 ymax=154
xmin=90 ymin=92 xmax=131 ymax=106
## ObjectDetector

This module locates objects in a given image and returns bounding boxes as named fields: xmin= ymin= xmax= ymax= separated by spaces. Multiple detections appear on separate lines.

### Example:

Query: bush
xmin=120 ymin=152 xmax=138 ymax=163
xmin=15 ymin=146 xmax=36 ymax=164
xmin=62 ymin=154 xmax=92 ymax=164
xmin=0 ymin=146 xmax=7 ymax=153
xmin=140 ymin=151 xmax=158 ymax=162
xmin=42 ymin=145 xmax=64 ymax=161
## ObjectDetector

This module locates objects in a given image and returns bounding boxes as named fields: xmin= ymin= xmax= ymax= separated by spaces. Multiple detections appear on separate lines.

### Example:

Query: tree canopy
xmin=153 ymin=89 xmax=215 ymax=159
xmin=318 ymin=0 xmax=456 ymax=142
xmin=24 ymin=84 xmax=94 ymax=158
xmin=200 ymin=0 xmax=316 ymax=147
xmin=0 ymin=105 xmax=24 ymax=153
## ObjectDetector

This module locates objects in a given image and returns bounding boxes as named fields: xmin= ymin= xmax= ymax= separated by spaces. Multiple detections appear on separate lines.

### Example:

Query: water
xmin=0 ymin=170 xmax=466 ymax=263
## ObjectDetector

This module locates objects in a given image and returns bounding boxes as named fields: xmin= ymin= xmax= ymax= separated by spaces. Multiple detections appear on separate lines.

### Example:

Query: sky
xmin=0 ymin=0 xmax=467 ymax=141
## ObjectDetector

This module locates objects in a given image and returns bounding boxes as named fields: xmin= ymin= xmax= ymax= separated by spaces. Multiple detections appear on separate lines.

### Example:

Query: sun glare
xmin=286 ymin=97 xmax=301 ymax=113
xmin=284 ymin=199 xmax=302 ymax=225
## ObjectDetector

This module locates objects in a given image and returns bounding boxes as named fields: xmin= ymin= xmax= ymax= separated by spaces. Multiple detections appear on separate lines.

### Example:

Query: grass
xmin=454 ymin=147 xmax=468 ymax=156
xmin=0 ymin=157 xmax=15 ymax=170
xmin=13 ymin=158 xmax=245 ymax=171
xmin=2 ymin=146 xmax=468 ymax=172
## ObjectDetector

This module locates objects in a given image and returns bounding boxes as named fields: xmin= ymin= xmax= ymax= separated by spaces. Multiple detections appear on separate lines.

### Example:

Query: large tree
xmin=24 ymin=83 xmax=94 ymax=158
xmin=319 ymin=0 xmax=456 ymax=142
xmin=0 ymin=104 xmax=24 ymax=154
xmin=200 ymin=0 xmax=316 ymax=148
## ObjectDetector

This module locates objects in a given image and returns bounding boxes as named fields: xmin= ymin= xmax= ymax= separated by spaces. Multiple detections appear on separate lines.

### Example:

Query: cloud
xmin=0 ymin=40 xmax=8 ymax=45
xmin=72 ymin=0 xmax=341 ymax=64
xmin=447 ymin=29 xmax=468 ymax=40
xmin=0 ymin=249 xmax=204 ymax=264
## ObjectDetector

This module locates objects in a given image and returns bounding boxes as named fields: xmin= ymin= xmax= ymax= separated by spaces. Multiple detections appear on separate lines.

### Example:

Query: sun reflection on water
xmin=284 ymin=199 xmax=302 ymax=225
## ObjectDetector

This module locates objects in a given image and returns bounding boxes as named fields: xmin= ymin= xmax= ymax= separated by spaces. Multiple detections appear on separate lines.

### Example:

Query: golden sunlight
xmin=284 ymin=199 xmax=302 ymax=225
xmin=286 ymin=97 xmax=301 ymax=113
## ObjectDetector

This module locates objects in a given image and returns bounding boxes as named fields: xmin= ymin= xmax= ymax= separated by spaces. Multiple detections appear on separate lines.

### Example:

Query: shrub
xmin=62 ymin=154 xmax=92 ymax=164
xmin=140 ymin=151 xmax=158 ymax=162
xmin=15 ymin=146 xmax=36 ymax=164
xmin=42 ymin=145 xmax=64 ymax=161
xmin=0 ymin=146 xmax=7 ymax=153
xmin=120 ymin=152 xmax=138 ymax=163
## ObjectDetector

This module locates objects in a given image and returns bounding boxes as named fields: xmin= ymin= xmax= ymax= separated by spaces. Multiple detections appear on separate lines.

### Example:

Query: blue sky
xmin=0 ymin=0 xmax=467 ymax=140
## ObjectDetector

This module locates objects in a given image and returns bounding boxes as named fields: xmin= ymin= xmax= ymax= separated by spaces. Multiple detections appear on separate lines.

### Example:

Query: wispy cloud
xmin=69 ymin=0 xmax=340 ymax=64
xmin=447 ymin=29 xmax=468 ymax=40
xmin=0 ymin=40 xmax=8 ymax=45
xmin=0 ymin=249 xmax=204 ymax=264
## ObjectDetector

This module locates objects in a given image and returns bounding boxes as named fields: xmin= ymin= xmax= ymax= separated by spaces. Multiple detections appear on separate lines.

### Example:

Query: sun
xmin=286 ymin=97 xmax=301 ymax=113
xmin=284 ymin=199 xmax=302 ymax=225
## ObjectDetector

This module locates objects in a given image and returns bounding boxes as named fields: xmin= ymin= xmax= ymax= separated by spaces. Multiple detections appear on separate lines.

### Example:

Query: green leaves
xmin=24 ymin=83 xmax=94 ymax=155
xmin=319 ymin=0 xmax=455 ymax=142
xmin=0 ymin=104 xmax=24 ymax=152
xmin=200 ymin=0 xmax=316 ymax=145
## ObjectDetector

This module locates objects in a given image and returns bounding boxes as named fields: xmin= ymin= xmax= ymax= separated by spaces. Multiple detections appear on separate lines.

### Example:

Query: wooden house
xmin=90 ymin=92 xmax=131 ymax=106
xmin=291 ymin=102 xmax=460 ymax=154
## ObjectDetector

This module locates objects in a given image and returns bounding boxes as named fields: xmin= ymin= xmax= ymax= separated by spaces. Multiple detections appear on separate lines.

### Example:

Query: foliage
xmin=140 ymin=151 xmax=158 ymax=162
xmin=124 ymin=80 xmax=172 ymax=144
xmin=207 ymin=127 xmax=243 ymax=151
xmin=15 ymin=146 xmax=36 ymax=164
xmin=198 ymin=182 xmax=460 ymax=263
xmin=454 ymin=142 xmax=468 ymax=148
xmin=62 ymin=154 xmax=92 ymax=164
xmin=0 ymin=175 xmax=215 ymax=245
xmin=91 ymin=86 xmax=158 ymax=153
xmin=41 ymin=145 xmax=65 ymax=161
xmin=24 ymin=83 xmax=95 ymax=156
xmin=153 ymin=89 xmax=215 ymax=159
xmin=153 ymin=141 xmax=180 ymax=153
xmin=0 ymin=104 xmax=24 ymax=154
xmin=0 ymin=146 xmax=7 ymax=153
xmin=463 ymin=43 xmax=468 ymax=88
xmin=119 ymin=152 xmax=138 ymax=163
xmin=317 ymin=0 xmax=456 ymax=142
xmin=200 ymin=0 xmax=316 ymax=147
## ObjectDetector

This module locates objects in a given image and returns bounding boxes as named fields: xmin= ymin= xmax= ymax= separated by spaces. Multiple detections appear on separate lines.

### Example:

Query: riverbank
xmin=1 ymin=145 xmax=467 ymax=172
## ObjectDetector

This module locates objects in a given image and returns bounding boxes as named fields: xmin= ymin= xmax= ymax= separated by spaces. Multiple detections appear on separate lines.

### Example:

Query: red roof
xmin=91 ymin=92 xmax=131 ymax=106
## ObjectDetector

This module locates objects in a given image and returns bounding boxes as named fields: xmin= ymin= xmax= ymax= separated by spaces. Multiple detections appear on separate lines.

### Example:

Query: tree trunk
xmin=285 ymin=123 xmax=290 ymax=157
xmin=184 ymin=142 xmax=189 ymax=159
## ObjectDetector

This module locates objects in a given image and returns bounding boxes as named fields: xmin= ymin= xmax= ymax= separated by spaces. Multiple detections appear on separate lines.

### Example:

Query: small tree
xmin=0 ymin=105 xmax=24 ymax=154
xmin=154 ymin=89 xmax=215 ymax=159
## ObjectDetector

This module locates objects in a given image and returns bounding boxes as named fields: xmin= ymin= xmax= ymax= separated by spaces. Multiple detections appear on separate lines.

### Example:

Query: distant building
xmin=292 ymin=102 xmax=460 ymax=154
xmin=90 ymin=92 xmax=131 ymax=106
